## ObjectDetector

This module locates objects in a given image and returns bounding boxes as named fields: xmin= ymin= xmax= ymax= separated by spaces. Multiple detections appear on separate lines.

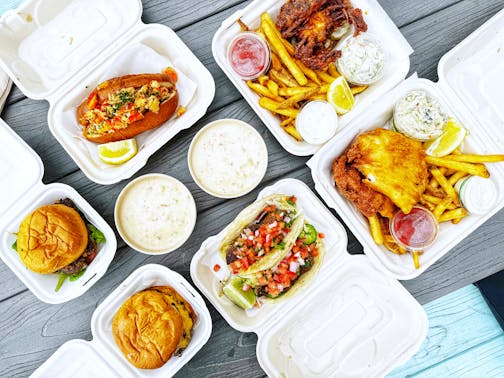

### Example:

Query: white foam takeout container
xmin=191 ymin=179 xmax=428 ymax=377
xmin=308 ymin=10 xmax=504 ymax=280
xmin=30 ymin=264 xmax=213 ymax=378
xmin=0 ymin=0 xmax=215 ymax=185
xmin=0 ymin=118 xmax=117 ymax=304
xmin=212 ymin=0 xmax=413 ymax=156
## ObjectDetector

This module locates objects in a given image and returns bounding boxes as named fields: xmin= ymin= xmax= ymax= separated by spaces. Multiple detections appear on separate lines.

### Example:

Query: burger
xmin=112 ymin=286 xmax=197 ymax=369
xmin=14 ymin=198 xmax=105 ymax=290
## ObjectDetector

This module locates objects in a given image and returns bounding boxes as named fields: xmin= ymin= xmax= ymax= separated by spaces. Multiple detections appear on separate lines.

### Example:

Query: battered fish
xmin=333 ymin=128 xmax=428 ymax=216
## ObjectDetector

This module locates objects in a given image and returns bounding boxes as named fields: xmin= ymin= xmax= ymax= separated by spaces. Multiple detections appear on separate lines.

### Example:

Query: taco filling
xmin=226 ymin=196 xmax=298 ymax=274
xmin=251 ymin=224 xmax=322 ymax=299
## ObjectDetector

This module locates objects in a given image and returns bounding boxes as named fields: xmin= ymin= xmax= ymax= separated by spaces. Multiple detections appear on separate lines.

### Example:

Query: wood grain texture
xmin=389 ymin=285 xmax=504 ymax=377
xmin=1 ymin=0 xmax=504 ymax=377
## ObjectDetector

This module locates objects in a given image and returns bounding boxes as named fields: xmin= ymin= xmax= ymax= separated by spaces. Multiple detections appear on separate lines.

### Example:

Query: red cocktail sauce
xmin=228 ymin=32 xmax=270 ymax=80
xmin=391 ymin=207 xmax=438 ymax=249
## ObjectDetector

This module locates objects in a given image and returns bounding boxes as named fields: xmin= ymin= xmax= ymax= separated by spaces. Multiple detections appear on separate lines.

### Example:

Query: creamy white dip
xmin=188 ymin=119 xmax=268 ymax=198
xmin=336 ymin=34 xmax=385 ymax=85
xmin=115 ymin=174 xmax=196 ymax=253
xmin=296 ymin=100 xmax=338 ymax=145
xmin=394 ymin=90 xmax=448 ymax=141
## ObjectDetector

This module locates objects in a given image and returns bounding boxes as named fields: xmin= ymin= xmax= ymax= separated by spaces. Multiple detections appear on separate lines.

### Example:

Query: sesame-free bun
xmin=112 ymin=286 xmax=196 ymax=369
xmin=17 ymin=204 xmax=88 ymax=274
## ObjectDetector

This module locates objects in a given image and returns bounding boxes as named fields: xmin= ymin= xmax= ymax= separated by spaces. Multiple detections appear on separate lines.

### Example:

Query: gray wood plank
xmin=378 ymin=0 xmax=462 ymax=27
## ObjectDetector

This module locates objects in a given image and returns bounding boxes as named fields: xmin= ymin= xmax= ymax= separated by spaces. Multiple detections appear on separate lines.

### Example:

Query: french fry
xmin=261 ymin=13 xmax=307 ymax=86
xmin=425 ymin=156 xmax=490 ymax=178
xmin=309 ymin=94 xmax=327 ymax=101
xmin=270 ymin=69 xmax=298 ymax=88
xmin=283 ymin=124 xmax=302 ymax=141
xmin=452 ymin=217 xmax=464 ymax=224
xmin=384 ymin=235 xmax=408 ymax=255
xmin=443 ymin=154 xmax=504 ymax=163
xmin=246 ymin=81 xmax=284 ymax=102
xmin=236 ymin=18 xmax=249 ymax=32
xmin=279 ymin=87 xmax=312 ymax=97
xmin=351 ymin=85 xmax=368 ymax=95
xmin=430 ymin=168 xmax=459 ymax=204
xmin=260 ymin=12 xmax=295 ymax=56
xmin=277 ymin=88 xmax=319 ymax=109
xmin=327 ymin=62 xmax=340 ymax=78
xmin=412 ymin=251 xmax=420 ymax=269
xmin=259 ymin=97 xmax=299 ymax=118
xmin=368 ymin=215 xmax=383 ymax=245
xmin=257 ymin=75 xmax=268 ymax=86
xmin=266 ymin=79 xmax=279 ymax=96
xmin=433 ymin=196 xmax=454 ymax=219
xmin=448 ymin=171 xmax=468 ymax=186
xmin=316 ymin=70 xmax=337 ymax=84
xmin=296 ymin=59 xmax=321 ymax=85
xmin=426 ymin=186 xmax=446 ymax=198
xmin=439 ymin=208 xmax=468 ymax=223
xmin=270 ymin=53 xmax=282 ymax=70
xmin=280 ymin=118 xmax=294 ymax=127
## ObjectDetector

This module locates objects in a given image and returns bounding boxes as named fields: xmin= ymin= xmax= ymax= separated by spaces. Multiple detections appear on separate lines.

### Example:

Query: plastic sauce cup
xmin=296 ymin=100 xmax=339 ymax=145
xmin=390 ymin=206 xmax=439 ymax=250
xmin=227 ymin=32 xmax=271 ymax=80
xmin=454 ymin=176 xmax=497 ymax=215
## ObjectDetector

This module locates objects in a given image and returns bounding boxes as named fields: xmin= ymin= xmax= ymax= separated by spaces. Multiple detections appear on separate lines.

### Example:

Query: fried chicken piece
xmin=347 ymin=128 xmax=428 ymax=214
xmin=276 ymin=0 xmax=368 ymax=70
xmin=333 ymin=152 xmax=395 ymax=218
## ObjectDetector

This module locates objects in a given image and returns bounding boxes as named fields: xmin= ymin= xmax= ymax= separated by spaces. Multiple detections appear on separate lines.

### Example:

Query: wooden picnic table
xmin=1 ymin=0 xmax=504 ymax=376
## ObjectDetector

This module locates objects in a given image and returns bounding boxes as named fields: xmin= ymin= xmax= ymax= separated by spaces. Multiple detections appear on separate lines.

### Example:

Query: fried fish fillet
xmin=346 ymin=128 xmax=428 ymax=214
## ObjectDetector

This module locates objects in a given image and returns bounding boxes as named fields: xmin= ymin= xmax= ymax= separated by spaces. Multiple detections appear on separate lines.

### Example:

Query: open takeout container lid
xmin=191 ymin=178 xmax=427 ymax=377
xmin=0 ymin=118 xmax=117 ymax=303
xmin=31 ymin=264 xmax=213 ymax=378
xmin=212 ymin=0 xmax=413 ymax=156
xmin=0 ymin=0 xmax=215 ymax=185
xmin=308 ymin=9 xmax=504 ymax=280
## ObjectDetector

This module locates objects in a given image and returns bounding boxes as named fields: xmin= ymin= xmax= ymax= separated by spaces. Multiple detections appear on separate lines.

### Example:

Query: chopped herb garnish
xmin=287 ymin=199 xmax=296 ymax=206
xmin=87 ymin=223 xmax=106 ymax=244
xmin=55 ymin=268 xmax=87 ymax=292
xmin=11 ymin=240 xmax=17 ymax=252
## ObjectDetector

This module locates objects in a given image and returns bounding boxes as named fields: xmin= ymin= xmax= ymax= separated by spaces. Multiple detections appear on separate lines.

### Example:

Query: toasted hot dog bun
xmin=77 ymin=74 xmax=178 ymax=144
xmin=17 ymin=204 xmax=88 ymax=274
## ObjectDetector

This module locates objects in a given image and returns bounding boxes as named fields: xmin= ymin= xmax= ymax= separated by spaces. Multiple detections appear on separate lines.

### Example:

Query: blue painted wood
xmin=389 ymin=285 xmax=504 ymax=377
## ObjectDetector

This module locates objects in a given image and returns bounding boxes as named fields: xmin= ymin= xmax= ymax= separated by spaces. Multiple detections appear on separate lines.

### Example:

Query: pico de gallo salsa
xmin=251 ymin=224 xmax=322 ymax=298
xmin=226 ymin=196 xmax=298 ymax=274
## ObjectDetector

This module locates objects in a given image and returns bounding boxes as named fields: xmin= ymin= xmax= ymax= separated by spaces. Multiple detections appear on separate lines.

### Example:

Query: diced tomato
xmin=87 ymin=91 xmax=98 ymax=110
xmin=128 ymin=112 xmax=144 ymax=123
xmin=313 ymin=249 xmax=319 ymax=257
xmin=318 ymin=233 xmax=325 ymax=238
xmin=213 ymin=264 xmax=221 ymax=272
xmin=287 ymin=271 xmax=298 ymax=280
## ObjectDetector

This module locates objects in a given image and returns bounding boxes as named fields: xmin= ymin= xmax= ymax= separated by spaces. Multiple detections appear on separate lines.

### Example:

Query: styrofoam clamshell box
xmin=30 ymin=264 xmax=213 ymax=378
xmin=0 ymin=118 xmax=117 ymax=304
xmin=309 ymin=9 xmax=504 ymax=280
xmin=212 ymin=0 xmax=413 ymax=156
xmin=191 ymin=179 xmax=427 ymax=377
xmin=0 ymin=0 xmax=215 ymax=185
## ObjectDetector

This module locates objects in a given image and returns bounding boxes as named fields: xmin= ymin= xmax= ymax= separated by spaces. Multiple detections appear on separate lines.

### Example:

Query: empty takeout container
xmin=30 ymin=264 xmax=213 ymax=378
xmin=0 ymin=118 xmax=117 ymax=304
xmin=309 ymin=9 xmax=504 ymax=280
xmin=0 ymin=0 xmax=215 ymax=184
xmin=212 ymin=0 xmax=413 ymax=156
xmin=191 ymin=179 xmax=427 ymax=377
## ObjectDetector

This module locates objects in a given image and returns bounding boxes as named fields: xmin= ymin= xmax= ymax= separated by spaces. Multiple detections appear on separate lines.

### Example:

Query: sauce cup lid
xmin=114 ymin=173 xmax=197 ymax=255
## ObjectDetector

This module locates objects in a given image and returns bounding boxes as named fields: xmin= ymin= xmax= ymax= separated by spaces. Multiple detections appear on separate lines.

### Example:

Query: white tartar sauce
xmin=188 ymin=119 xmax=268 ymax=198
xmin=394 ymin=90 xmax=448 ymax=141
xmin=115 ymin=174 xmax=196 ymax=254
xmin=336 ymin=34 xmax=385 ymax=85
xmin=296 ymin=100 xmax=338 ymax=145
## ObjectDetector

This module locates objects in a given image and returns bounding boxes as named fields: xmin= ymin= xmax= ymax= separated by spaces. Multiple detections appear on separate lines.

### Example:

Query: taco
xmin=219 ymin=194 xmax=304 ymax=276
xmin=223 ymin=222 xmax=325 ymax=309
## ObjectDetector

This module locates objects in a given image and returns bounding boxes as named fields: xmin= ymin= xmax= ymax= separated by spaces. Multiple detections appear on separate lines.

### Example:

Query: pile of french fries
xmin=367 ymin=150 xmax=504 ymax=269
xmin=242 ymin=13 xmax=367 ymax=141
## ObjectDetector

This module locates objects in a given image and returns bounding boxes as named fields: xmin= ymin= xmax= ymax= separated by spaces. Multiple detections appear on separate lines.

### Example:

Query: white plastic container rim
xmin=191 ymin=178 xmax=428 ymax=377
xmin=212 ymin=0 xmax=413 ymax=156
xmin=308 ymin=9 xmax=504 ymax=280
xmin=31 ymin=264 xmax=213 ymax=378
xmin=0 ymin=118 xmax=117 ymax=304
xmin=0 ymin=0 xmax=215 ymax=185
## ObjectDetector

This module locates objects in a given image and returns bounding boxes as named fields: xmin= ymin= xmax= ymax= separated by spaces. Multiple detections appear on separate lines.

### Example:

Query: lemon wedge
xmin=424 ymin=118 xmax=468 ymax=157
xmin=98 ymin=138 xmax=138 ymax=165
xmin=327 ymin=76 xmax=355 ymax=114
xmin=222 ymin=276 xmax=256 ymax=309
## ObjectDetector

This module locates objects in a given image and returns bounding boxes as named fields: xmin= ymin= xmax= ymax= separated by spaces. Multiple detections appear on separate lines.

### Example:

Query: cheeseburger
xmin=15 ymin=198 xmax=104 ymax=281
xmin=112 ymin=286 xmax=196 ymax=369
